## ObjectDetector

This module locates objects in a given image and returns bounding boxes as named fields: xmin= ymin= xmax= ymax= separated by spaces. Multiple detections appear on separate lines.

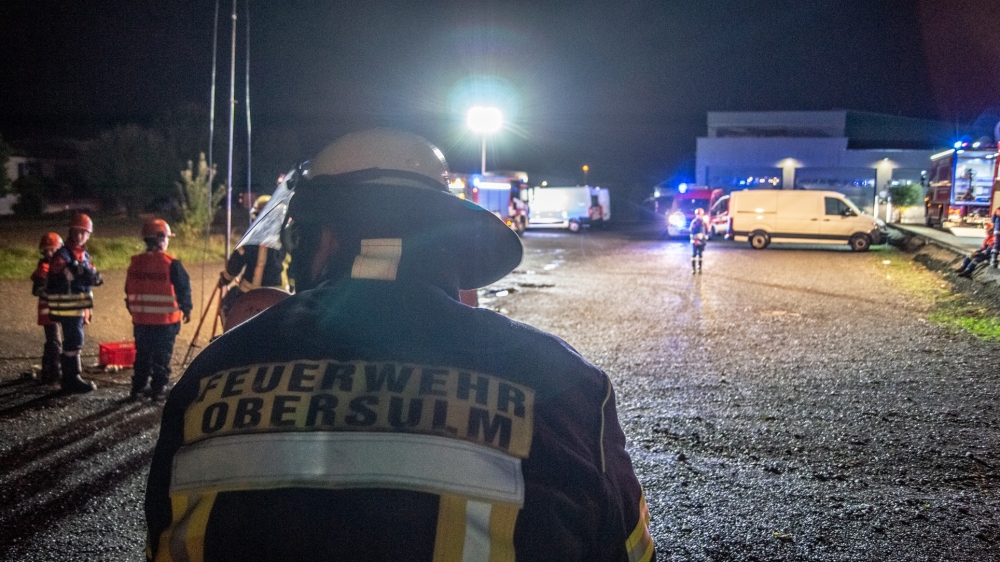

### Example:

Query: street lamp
xmin=467 ymin=106 xmax=502 ymax=175
xmin=582 ymin=164 xmax=589 ymax=185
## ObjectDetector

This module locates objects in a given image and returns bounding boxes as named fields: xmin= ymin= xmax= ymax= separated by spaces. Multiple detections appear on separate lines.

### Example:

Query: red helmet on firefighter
xmin=39 ymin=232 xmax=64 ymax=251
xmin=142 ymin=219 xmax=173 ymax=239
xmin=283 ymin=128 xmax=523 ymax=291
xmin=70 ymin=213 xmax=93 ymax=233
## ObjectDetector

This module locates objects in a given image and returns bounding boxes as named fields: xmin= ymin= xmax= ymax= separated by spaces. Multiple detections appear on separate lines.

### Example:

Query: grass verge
xmin=879 ymin=247 xmax=1000 ymax=342
xmin=0 ymin=234 xmax=229 ymax=280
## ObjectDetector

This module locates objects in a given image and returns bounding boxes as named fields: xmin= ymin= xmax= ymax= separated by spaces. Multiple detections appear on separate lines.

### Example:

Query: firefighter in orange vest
xmin=47 ymin=213 xmax=104 ymax=393
xmin=125 ymin=219 xmax=192 ymax=401
xmin=30 ymin=232 xmax=64 ymax=383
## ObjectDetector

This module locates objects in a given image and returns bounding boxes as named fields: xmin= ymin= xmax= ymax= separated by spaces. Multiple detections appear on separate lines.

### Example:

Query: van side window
xmin=825 ymin=197 xmax=849 ymax=216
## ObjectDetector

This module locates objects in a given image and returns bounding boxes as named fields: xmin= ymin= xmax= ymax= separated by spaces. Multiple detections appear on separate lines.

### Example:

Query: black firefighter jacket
xmin=145 ymin=278 xmax=654 ymax=562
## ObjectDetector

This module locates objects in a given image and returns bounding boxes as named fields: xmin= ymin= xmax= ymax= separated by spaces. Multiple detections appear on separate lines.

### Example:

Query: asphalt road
xmin=1 ymin=225 xmax=998 ymax=561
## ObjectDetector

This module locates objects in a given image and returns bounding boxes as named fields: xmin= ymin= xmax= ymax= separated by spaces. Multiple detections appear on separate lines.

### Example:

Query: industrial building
xmin=695 ymin=111 xmax=953 ymax=214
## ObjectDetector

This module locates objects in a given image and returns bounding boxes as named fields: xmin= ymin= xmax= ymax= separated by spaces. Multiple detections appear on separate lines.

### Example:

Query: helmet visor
xmin=236 ymin=167 xmax=300 ymax=250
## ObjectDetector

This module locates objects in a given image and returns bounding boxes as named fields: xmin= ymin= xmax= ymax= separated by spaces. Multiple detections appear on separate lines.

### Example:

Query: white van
xmin=526 ymin=186 xmax=610 ymax=232
xmin=728 ymin=190 xmax=886 ymax=251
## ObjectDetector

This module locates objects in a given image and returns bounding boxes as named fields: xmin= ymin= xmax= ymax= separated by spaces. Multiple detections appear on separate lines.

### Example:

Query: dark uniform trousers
xmin=145 ymin=279 xmax=654 ymax=562
xmin=134 ymin=323 xmax=181 ymax=393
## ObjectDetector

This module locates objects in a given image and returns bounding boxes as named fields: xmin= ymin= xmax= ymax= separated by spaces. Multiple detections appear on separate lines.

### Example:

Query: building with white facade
xmin=695 ymin=111 xmax=952 ymax=214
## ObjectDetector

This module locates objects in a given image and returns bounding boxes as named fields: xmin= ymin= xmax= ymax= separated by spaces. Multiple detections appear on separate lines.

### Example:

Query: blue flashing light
xmin=678 ymin=183 xmax=688 ymax=193
xmin=954 ymin=141 xmax=963 ymax=149
xmin=473 ymin=176 xmax=480 ymax=187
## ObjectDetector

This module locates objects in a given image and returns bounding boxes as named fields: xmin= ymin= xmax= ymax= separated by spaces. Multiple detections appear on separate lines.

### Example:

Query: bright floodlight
xmin=467 ymin=106 xmax=503 ymax=134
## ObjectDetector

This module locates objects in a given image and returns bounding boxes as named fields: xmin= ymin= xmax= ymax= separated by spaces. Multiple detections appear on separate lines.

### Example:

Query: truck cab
xmin=665 ymin=187 xmax=723 ymax=238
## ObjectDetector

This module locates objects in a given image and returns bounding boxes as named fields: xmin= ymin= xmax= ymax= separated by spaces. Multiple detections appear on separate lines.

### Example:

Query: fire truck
xmin=925 ymin=141 xmax=1000 ymax=227
xmin=448 ymin=171 xmax=530 ymax=235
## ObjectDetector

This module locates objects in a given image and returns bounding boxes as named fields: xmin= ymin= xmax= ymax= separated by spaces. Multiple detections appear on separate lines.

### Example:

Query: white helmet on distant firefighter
xmin=280 ymin=128 xmax=523 ymax=291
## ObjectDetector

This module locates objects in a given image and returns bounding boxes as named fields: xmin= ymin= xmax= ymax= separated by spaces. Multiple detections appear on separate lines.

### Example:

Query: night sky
xmin=2 ymin=0 xmax=998 ymax=189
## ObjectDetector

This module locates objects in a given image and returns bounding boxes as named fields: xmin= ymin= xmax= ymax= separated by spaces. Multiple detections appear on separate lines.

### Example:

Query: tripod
xmin=180 ymin=283 xmax=226 ymax=369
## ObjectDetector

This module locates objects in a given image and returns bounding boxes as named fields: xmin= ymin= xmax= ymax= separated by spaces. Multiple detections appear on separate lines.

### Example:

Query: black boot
xmin=129 ymin=377 xmax=149 ymax=401
xmin=696 ymin=257 xmax=703 ymax=273
xmin=692 ymin=258 xmax=697 ymax=274
xmin=60 ymin=354 xmax=96 ymax=393
xmin=41 ymin=343 xmax=61 ymax=384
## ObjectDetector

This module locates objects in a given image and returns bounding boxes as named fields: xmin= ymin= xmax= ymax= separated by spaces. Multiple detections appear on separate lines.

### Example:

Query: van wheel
xmin=749 ymin=231 xmax=770 ymax=249
xmin=849 ymin=234 xmax=871 ymax=252
xmin=568 ymin=220 xmax=581 ymax=233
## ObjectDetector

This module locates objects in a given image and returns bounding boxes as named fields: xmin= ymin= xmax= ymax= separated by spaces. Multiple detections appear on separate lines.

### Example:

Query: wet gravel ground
xmin=2 ymin=225 xmax=999 ymax=561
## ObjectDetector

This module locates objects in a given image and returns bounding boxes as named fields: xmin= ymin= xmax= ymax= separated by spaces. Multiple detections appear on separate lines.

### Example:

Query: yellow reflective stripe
xmin=155 ymin=492 xmax=217 ymax=562
xmin=434 ymin=494 xmax=467 ymax=562
xmin=50 ymin=309 xmax=87 ymax=317
xmin=154 ymin=494 xmax=187 ymax=562
xmin=487 ymin=502 xmax=519 ymax=562
xmin=48 ymin=292 xmax=93 ymax=309
xmin=432 ymin=494 xmax=520 ymax=562
xmin=626 ymin=493 xmax=653 ymax=562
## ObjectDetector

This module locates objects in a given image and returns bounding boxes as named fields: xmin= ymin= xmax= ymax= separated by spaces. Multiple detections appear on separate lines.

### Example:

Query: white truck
xmin=525 ymin=186 xmax=610 ymax=232
xmin=728 ymin=189 xmax=886 ymax=251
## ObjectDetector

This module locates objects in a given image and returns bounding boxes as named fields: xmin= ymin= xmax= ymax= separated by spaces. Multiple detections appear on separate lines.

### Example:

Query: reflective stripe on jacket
xmin=224 ymin=244 xmax=288 ymax=292
xmin=48 ymin=292 xmax=94 ymax=316
xmin=47 ymin=246 xmax=97 ymax=317
xmin=127 ymin=252 xmax=182 ymax=325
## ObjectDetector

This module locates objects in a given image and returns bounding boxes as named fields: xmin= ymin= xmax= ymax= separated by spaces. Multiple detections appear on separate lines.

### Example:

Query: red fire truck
xmin=925 ymin=142 xmax=1000 ymax=227
xmin=448 ymin=172 xmax=530 ymax=235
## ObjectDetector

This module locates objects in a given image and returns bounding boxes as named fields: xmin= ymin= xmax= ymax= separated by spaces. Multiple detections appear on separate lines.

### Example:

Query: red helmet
xmin=39 ymin=232 xmax=64 ymax=251
xmin=70 ymin=213 xmax=93 ymax=233
xmin=141 ymin=219 xmax=173 ymax=239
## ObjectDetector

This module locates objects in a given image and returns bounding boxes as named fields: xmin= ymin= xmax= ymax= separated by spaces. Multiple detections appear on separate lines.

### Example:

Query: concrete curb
xmin=888 ymin=224 xmax=1000 ymax=287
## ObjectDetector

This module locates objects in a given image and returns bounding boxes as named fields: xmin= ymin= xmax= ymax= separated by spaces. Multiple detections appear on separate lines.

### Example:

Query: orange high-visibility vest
xmin=126 ymin=252 xmax=182 ymax=325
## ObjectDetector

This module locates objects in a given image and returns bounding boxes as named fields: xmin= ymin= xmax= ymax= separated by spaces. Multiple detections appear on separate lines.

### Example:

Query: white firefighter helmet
xmin=306 ymin=128 xmax=449 ymax=188
xmin=285 ymin=128 xmax=523 ymax=291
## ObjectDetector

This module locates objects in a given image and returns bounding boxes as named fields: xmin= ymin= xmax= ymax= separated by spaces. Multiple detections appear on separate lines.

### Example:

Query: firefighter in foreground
xmin=145 ymin=129 xmax=654 ymax=562
xmin=46 ymin=213 xmax=103 ymax=393
xmin=30 ymin=232 xmax=64 ymax=383
xmin=217 ymin=195 xmax=289 ymax=323
xmin=125 ymin=219 xmax=192 ymax=401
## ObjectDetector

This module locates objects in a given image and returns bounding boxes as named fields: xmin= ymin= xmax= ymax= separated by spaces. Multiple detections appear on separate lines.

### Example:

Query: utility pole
xmin=225 ymin=0 xmax=237 ymax=256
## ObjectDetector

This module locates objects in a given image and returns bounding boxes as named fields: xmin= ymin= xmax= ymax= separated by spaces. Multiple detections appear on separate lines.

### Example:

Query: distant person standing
xmin=991 ymin=206 xmax=1000 ymax=268
xmin=46 ymin=213 xmax=103 ymax=393
xmin=690 ymin=207 xmax=709 ymax=274
xmin=218 ymin=195 xmax=288 ymax=323
xmin=30 ymin=232 xmax=64 ymax=384
xmin=125 ymin=219 xmax=192 ymax=401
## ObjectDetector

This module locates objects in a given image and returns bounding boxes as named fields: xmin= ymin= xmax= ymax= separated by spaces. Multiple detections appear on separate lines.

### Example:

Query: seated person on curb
xmin=144 ymin=129 xmax=654 ymax=562
xmin=956 ymin=223 xmax=995 ymax=278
